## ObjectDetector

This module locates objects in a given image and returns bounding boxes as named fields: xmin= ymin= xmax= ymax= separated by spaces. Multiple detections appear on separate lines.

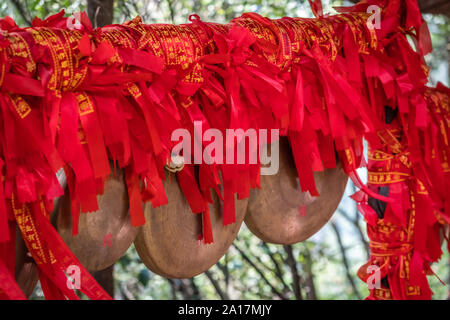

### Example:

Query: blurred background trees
xmin=1 ymin=0 xmax=448 ymax=300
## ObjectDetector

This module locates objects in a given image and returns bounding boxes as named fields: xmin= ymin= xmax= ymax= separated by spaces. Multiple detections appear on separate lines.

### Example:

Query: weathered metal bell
xmin=55 ymin=168 xmax=139 ymax=272
xmin=134 ymin=171 xmax=248 ymax=279
xmin=245 ymin=137 xmax=348 ymax=244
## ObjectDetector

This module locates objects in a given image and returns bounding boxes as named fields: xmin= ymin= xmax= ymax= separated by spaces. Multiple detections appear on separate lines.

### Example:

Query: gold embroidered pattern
xmin=11 ymin=197 xmax=47 ymax=265
xmin=8 ymin=94 xmax=31 ymax=119
xmin=6 ymin=33 xmax=36 ymax=73
xmin=368 ymin=171 xmax=409 ymax=184
xmin=75 ymin=92 xmax=94 ymax=116
xmin=128 ymin=83 xmax=142 ymax=99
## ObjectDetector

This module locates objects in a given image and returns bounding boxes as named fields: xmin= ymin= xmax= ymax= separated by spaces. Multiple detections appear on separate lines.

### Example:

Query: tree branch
xmin=204 ymin=270 xmax=230 ymax=300
xmin=243 ymin=241 xmax=290 ymax=293
xmin=166 ymin=278 xmax=178 ymax=300
xmin=9 ymin=0 xmax=32 ymax=25
xmin=283 ymin=245 xmax=303 ymax=300
xmin=338 ymin=208 xmax=370 ymax=260
xmin=87 ymin=0 xmax=114 ymax=28
xmin=300 ymin=245 xmax=318 ymax=300
xmin=188 ymin=278 xmax=201 ymax=300
xmin=330 ymin=221 xmax=362 ymax=299
xmin=119 ymin=281 xmax=135 ymax=300
xmin=261 ymin=242 xmax=291 ymax=292
xmin=166 ymin=0 xmax=175 ymax=24
xmin=232 ymin=242 xmax=288 ymax=300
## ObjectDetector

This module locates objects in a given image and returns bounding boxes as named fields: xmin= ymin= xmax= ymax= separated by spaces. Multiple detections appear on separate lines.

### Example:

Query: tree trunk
xmin=301 ymin=247 xmax=318 ymax=300
xmin=92 ymin=265 xmax=115 ymax=297
xmin=283 ymin=245 xmax=303 ymax=300
xmin=87 ymin=0 xmax=114 ymax=28
xmin=84 ymin=1 xmax=115 ymax=299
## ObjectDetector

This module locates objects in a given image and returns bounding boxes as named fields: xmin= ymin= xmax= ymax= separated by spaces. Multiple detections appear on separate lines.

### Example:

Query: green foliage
xmin=112 ymin=0 xmax=355 ymax=24
xmin=2 ymin=0 xmax=85 ymax=25
xmin=423 ymin=13 xmax=450 ymax=86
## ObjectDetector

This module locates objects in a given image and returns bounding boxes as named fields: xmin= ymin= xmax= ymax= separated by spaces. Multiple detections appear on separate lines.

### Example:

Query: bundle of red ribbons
xmin=0 ymin=0 xmax=448 ymax=300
